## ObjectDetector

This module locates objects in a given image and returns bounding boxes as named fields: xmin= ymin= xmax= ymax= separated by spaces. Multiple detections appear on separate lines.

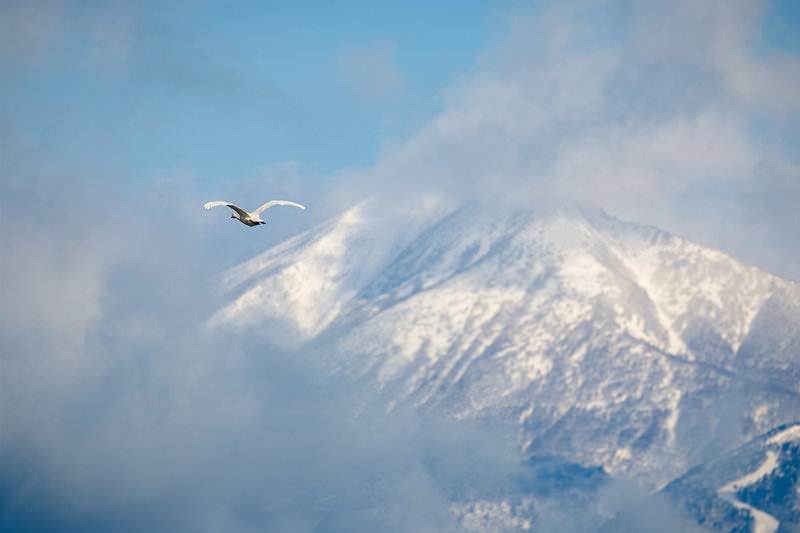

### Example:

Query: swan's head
xmin=230 ymin=213 xmax=237 ymax=219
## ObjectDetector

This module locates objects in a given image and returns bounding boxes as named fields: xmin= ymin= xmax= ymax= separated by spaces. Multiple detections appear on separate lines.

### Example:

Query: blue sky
xmin=3 ymin=1 xmax=797 ymax=244
xmin=3 ymin=1 xmax=509 ymax=190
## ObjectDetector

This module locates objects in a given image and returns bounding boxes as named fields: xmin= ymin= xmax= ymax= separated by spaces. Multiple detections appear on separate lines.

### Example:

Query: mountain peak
xmin=211 ymin=200 xmax=800 ymax=484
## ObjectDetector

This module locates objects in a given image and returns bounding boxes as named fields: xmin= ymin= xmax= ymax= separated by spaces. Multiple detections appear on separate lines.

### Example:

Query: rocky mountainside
xmin=211 ymin=200 xmax=800 ymax=487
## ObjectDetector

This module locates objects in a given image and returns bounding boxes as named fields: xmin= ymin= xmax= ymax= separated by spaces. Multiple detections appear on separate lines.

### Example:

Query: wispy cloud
xmin=0 ymin=136 xmax=521 ymax=530
xmin=353 ymin=0 xmax=800 ymax=280
xmin=0 ymin=0 xmax=64 ymax=63
xmin=338 ymin=40 xmax=405 ymax=105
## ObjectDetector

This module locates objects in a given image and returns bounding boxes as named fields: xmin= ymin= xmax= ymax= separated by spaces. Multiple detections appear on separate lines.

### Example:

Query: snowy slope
xmin=212 ymin=202 xmax=800 ymax=485
xmin=209 ymin=196 xmax=447 ymax=340
xmin=656 ymin=422 xmax=800 ymax=533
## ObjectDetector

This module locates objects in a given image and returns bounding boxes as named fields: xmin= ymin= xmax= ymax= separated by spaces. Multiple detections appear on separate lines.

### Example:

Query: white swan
xmin=204 ymin=199 xmax=306 ymax=226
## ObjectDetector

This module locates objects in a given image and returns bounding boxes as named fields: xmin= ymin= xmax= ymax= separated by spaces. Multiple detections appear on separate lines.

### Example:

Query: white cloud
xmin=0 ymin=134 xmax=521 ymax=531
xmin=631 ymin=0 xmax=800 ymax=114
xmin=355 ymin=0 xmax=800 ymax=280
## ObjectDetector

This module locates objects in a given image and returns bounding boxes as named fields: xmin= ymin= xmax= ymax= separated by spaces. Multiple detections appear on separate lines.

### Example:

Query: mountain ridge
xmin=211 ymin=200 xmax=800 ymax=486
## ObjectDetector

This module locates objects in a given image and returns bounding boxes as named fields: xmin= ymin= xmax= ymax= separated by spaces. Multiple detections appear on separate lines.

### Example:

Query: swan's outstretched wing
xmin=251 ymin=200 xmax=306 ymax=217
xmin=204 ymin=201 xmax=250 ymax=219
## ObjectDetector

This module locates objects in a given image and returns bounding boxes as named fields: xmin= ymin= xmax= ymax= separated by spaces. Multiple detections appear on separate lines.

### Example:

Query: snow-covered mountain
xmin=212 ymin=199 xmax=800 ymax=487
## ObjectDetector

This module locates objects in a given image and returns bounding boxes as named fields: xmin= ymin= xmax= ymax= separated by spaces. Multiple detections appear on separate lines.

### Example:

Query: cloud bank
xmin=0 ymin=164 xmax=525 ymax=531
xmin=352 ymin=0 xmax=800 ymax=280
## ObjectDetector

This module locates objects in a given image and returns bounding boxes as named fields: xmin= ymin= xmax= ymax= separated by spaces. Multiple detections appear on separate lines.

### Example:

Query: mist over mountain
xmin=211 ymin=199 xmax=800 ymax=530
xmin=3 ymin=1 xmax=799 ymax=530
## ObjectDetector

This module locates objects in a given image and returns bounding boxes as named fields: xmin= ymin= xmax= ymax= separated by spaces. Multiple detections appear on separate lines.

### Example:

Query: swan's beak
xmin=230 ymin=213 xmax=235 ymax=218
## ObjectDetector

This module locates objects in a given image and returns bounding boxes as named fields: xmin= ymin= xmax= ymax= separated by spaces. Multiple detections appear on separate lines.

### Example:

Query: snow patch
xmin=767 ymin=424 xmax=800 ymax=446
xmin=719 ymin=451 xmax=779 ymax=493
xmin=718 ymin=451 xmax=781 ymax=533
xmin=719 ymin=495 xmax=779 ymax=533
xmin=452 ymin=499 xmax=532 ymax=531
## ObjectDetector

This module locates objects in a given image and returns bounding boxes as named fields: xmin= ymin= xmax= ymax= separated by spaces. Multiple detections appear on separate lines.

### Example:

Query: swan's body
xmin=204 ymin=199 xmax=306 ymax=226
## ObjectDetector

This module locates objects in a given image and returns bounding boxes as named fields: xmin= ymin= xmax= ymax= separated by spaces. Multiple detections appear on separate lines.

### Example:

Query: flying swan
xmin=204 ymin=199 xmax=306 ymax=226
